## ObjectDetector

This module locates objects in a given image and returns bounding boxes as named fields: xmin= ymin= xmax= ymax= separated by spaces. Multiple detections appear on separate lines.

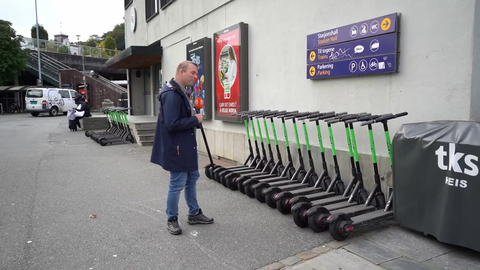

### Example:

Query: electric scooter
xmin=327 ymin=112 xmax=408 ymax=241
xmin=306 ymin=113 xmax=389 ymax=232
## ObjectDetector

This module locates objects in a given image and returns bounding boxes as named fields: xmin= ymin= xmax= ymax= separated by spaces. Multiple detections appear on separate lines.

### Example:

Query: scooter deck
xmin=289 ymin=186 xmax=325 ymax=195
xmin=330 ymin=204 xmax=376 ymax=216
xmin=227 ymin=168 xmax=263 ymax=175
xmin=239 ymin=171 xmax=270 ymax=177
xmin=291 ymin=190 xmax=337 ymax=201
xmin=351 ymin=210 xmax=393 ymax=224
xmin=269 ymin=180 xmax=302 ymax=188
xmin=323 ymin=200 xmax=361 ymax=211
xmin=311 ymin=195 xmax=349 ymax=206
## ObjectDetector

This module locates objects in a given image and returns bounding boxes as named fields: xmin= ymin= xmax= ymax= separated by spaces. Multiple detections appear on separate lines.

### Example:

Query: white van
xmin=25 ymin=88 xmax=78 ymax=116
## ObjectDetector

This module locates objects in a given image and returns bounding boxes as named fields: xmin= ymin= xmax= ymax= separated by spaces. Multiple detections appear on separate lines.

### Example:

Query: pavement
xmin=1 ymin=113 xmax=479 ymax=270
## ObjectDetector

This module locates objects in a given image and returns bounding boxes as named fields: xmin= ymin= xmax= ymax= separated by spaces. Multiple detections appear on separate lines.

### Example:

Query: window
xmin=160 ymin=0 xmax=174 ymax=9
xmin=145 ymin=0 xmax=159 ymax=21
xmin=26 ymin=89 xmax=43 ymax=98
xmin=58 ymin=90 xmax=71 ymax=99
xmin=125 ymin=0 xmax=133 ymax=9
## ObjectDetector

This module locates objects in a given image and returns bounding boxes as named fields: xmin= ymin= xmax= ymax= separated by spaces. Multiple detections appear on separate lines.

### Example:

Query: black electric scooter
xmin=205 ymin=110 xmax=262 ymax=179
xmin=215 ymin=110 xmax=281 ymax=184
xmin=327 ymin=112 xmax=408 ymax=241
xmin=265 ymin=110 xmax=357 ymax=210
xmin=290 ymin=113 xmax=369 ymax=228
xmin=233 ymin=111 xmax=333 ymax=194
xmin=211 ymin=110 xmax=269 ymax=182
xmin=221 ymin=110 xmax=287 ymax=188
xmin=262 ymin=112 xmax=338 ymax=208
xmin=275 ymin=112 xmax=349 ymax=214
xmin=306 ymin=113 xmax=389 ymax=232
xmin=240 ymin=111 xmax=306 ymax=197
xmin=223 ymin=110 xmax=292 ymax=190
xmin=251 ymin=111 xmax=321 ymax=203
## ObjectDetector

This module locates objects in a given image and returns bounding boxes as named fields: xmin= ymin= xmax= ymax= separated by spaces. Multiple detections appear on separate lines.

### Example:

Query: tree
xmin=58 ymin=45 xmax=70 ymax=54
xmin=102 ymin=23 xmax=125 ymax=50
xmin=30 ymin=24 xmax=49 ymax=40
xmin=30 ymin=24 xmax=49 ymax=49
xmin=0 ymin=20 xmax=28 ymax=85
xmin=104 ymin=36 xmax=116 ymax=50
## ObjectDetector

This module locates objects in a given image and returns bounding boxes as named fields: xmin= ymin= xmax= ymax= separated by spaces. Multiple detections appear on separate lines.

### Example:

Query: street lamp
xmin=77 ymin=35 xmax=87 ymax=100
xmin=34 ymin=0 xmax=42 ymax=86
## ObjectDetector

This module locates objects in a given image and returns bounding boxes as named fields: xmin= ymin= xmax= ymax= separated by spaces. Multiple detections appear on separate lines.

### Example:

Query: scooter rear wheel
xmin=307 ymin=207 xmax=330 ymax=233
xmin=292 ymin=203 xmax=312 ymax=228
xmin=329 ymin=217 xmax=350 ymax=241
xmin=276 ymin=192 xmax=294 ymax=214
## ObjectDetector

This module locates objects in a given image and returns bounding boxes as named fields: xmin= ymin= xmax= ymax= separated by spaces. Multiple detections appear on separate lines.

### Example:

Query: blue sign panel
xmin=307 ymin=33 xmax=397 ymax=65
xmin=307 ymin=13 xmax=398 ymax=49
xmin=307 ymin=53 xmax=397 ymax=79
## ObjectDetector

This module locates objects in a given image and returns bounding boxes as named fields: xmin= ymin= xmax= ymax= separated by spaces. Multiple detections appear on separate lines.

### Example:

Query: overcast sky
xmin=0 ymin=0 xmax=125 ymax=41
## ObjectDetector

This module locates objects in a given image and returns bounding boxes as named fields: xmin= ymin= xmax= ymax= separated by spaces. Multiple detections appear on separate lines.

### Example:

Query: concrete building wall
xmin=124 ymin=0 xmax=478 ymax=192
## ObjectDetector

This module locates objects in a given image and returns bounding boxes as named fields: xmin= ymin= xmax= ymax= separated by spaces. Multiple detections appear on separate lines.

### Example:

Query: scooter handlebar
xmin=360 ymin=111 xmax=408 ymax=126
xmin=325 ymin=113 xmax=370 ymax=124
xmin=297 ymin=111 xmax=335 ymax=121
xmin=345 ymin=115 xmax=380 ymax=124
xmin=312 ymin=111 xmax=348 ymax=122
xmin=284 ymin=111 xmax=319 ymax=120
xmin=274 ymin=110 xmax=300 ymax=118
xmin=257 ymin=110 xmax=287 ymax=118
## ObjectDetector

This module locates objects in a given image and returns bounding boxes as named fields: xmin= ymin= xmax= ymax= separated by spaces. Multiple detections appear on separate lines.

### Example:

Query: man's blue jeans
xmin=166 ymin=170 xmax=200 ymax=219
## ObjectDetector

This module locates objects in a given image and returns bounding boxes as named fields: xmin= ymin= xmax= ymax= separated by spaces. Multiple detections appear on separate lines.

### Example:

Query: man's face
xmin=181 ymin=64 xmax=198 ymax=88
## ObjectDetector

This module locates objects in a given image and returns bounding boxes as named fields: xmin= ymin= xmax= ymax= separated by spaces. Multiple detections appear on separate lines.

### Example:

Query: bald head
xmin=174 ymin=61 xmax=198 ymax=88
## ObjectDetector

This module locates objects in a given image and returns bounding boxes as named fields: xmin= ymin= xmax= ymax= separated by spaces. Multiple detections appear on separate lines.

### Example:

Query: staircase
xmin=133 ymin=123 xmax=156 ymax=146
xmin=26 ymin=52 xmax=127 ymax=96
xmin=128 ymin=116 xmax=158 ymax=146
xmin=27 ymin=51 xmax=70 ymax=86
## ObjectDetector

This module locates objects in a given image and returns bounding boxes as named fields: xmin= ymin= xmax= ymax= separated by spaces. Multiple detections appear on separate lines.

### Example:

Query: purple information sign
xmin=307 ymin=33 xmax=397 ymax=65
xmin=307 ymin=53 xmax=397 ymax=79
xmin=307 ymin=13 xmax=398 ymax=49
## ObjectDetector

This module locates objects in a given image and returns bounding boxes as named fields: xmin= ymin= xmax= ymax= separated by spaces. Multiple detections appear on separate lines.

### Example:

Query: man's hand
xmin=195 ymin=114 xmax=204 ymax=123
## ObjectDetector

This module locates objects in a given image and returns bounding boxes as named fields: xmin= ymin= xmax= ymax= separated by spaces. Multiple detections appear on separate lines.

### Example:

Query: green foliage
xmin=0 ymin=20 xmax=27 ymax=85
xmin=104 ymin=36 xmax=116 ymax=51
xmin=30 ymin=24 xmax=49 ymax=40
xmin=46 ymin=42 xmax=59 ymax=52
xmin=102 ymin=23 xmax=125 ymax=50
xmin=58 ymin=45 xmax=70 ymax=54
xmin=83 ymin=39 xmax=97 ymax=47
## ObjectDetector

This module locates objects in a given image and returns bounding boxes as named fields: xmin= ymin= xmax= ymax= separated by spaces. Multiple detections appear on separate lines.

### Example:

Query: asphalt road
xmin=0 ymin=113 xmax=332 ymax=270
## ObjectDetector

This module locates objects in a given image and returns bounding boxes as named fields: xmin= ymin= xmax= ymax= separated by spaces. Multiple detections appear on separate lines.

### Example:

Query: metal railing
xmin=83 ymin=71 xmax=127 ymax=94
xmin=28 ymin=54 xmax=60 ymax=84
xmin=21 ymin=37 xmax=121 ymax=59
xmin=27 ymin=51 xmax=127 ymax=94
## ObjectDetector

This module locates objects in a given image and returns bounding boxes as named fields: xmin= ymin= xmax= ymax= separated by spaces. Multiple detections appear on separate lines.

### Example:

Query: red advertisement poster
xmin=215 ymin=29 xmax=240 ymax=119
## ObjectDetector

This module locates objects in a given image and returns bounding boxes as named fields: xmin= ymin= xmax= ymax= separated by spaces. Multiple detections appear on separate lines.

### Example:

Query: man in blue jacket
xmin=151 ymin=61 xmax=214 ymax=235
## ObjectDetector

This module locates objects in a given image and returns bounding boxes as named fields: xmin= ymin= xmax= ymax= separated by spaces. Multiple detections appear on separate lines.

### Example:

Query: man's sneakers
xmin=187 ymin=209 xmax=214 ymax=225
xmin=167 ymin=210 xmax=213 ymax=235
xmin=167 ymin=217 xmax=182 ymax=235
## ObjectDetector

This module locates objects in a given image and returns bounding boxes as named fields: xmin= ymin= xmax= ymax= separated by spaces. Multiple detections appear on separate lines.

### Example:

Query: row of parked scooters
xmin=85 ymin=107 xmax=136 ymax=146
xmin=203 ymin=110 xmax=407 ymax=241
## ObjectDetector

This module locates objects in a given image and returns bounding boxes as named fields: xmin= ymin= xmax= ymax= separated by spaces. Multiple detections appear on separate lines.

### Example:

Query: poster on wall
xmin=186 ymin=37 xmax=212 ymax=120
xmin=213 ymin=22 xmax=249 ymax=123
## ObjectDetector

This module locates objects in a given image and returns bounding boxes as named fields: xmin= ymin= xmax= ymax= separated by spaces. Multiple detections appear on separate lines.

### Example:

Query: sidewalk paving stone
xmin=422 ymin=249 xmax=480 ymax=270
xmin=365 ymin=226 xmax=454 ymax=262
xmin=285 ymin=249 xmax=384 ymax=270
xmin=343 ymin=238 xmax=403 ymax=264
xmin=380 ymin=258 xmax=434 ymax=270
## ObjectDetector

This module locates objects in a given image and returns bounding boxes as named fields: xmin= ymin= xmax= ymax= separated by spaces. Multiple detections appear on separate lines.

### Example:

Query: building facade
xmin=107 ymin=0 xmax=480 ymax=192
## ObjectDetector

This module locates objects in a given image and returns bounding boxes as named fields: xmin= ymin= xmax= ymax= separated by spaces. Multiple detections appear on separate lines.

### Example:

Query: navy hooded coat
xmin=150 ymin=79 xmax=200 ymax=172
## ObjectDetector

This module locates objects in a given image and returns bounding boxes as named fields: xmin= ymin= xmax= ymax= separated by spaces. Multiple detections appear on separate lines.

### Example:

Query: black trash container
xmin=393 ymin=121 xmax=480 ymax=252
